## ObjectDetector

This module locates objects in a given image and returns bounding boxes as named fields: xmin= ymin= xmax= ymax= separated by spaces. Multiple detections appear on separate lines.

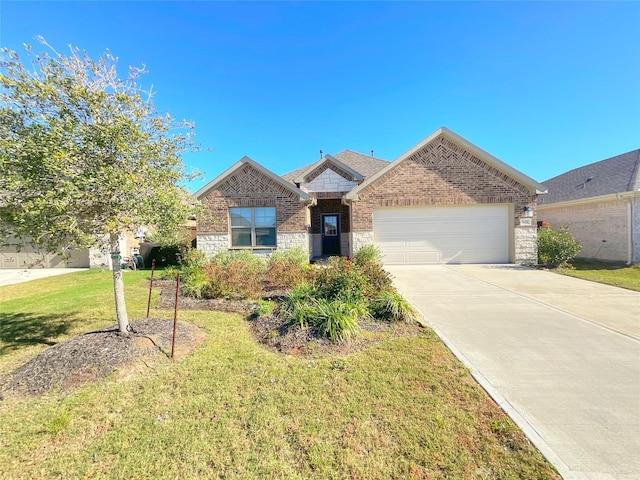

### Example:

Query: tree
xmin=0 ymin=38 xmax=199 ymax=333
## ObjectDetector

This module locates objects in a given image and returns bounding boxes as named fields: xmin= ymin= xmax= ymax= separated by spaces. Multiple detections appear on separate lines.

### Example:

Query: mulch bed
xmin=0 ymin=318 xmax=204 ymax=400
xmin=1 ymin=282 xmax=423 ymax=400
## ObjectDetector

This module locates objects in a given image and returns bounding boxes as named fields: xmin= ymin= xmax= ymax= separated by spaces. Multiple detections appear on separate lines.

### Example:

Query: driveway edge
xmin=417 ymin=313 xmax=572 ymax=479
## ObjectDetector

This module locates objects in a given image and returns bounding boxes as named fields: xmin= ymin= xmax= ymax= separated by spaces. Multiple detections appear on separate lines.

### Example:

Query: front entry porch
xmin=310 ymin=199 xmax=351 ymax=259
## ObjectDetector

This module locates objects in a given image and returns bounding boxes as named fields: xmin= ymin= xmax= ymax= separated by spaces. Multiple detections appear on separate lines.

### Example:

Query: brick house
xmin=538 ymin=149 xmax=640 ymax=264
xmin=195 ymin=127 xmax=546 ymax=265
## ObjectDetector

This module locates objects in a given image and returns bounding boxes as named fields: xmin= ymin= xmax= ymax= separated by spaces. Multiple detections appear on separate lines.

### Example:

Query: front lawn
xmin=0 ymin=269 xmax=560 ymax=479
xmin=554 ymin=258 xmax=640 ymax=292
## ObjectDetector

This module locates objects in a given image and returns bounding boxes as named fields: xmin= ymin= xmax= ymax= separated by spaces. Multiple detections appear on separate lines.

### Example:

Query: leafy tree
xmin=0 ymin=38 xmax=199 ymax=333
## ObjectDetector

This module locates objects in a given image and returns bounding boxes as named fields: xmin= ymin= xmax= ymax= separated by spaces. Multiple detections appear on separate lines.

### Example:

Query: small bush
xmin=370 ymin=291 xmax=417 ymax=322
xmin=266 ymin=247 xmax=310 ymax=288
xmin=181 ymin=269 xmax=209 ymax=299
xmin=313 ymin=257 xmax=368 ymax=304
xmin=203 ymin=250 xmax=267 ymax=299
xmin=538 ymin=225 xmax=582 ymax=268
xmin=312 ymin=299 xmax=363 ymax=342
xmin=179 ymin=248 xmax=208 ymax=269
xmin=255 ymin=299 xmax=276 ymax=316
xmin=280 ymin=283 xmax=317 ymax=327
xmin=353 ymin=244 xmax=383 ymax=267
xmin=159 ymin=265 xmax=180 ymax=280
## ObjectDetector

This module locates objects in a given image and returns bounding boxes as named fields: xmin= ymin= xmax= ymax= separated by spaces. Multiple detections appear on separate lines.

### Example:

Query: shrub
xmin=538 ymin=225 xmax=582 ymax=268
xmin=353 ymin=244 xmax=383 ymax=267
xmin=370 ymin=290 xmax=417 ymax=322
xmin=255 ymin=299 xmax=276 ymax=316
xmin=313 ymin=256 xmax=368 ymax=304
xmin=179 ymin=248 xmax=208 ymax=269
xmin=312 ymin=299 xmax=363 ymax=342
xmin=266 ymin=247 xmax=311 ymax=289
xmin=204 ymin=250 xmax=267 ymax=299
xmin=181 ymin=269 xmax=209 ymax=299
xmin=159 ymin=265 xmax=180 ymax=280
xmin=280 ymin=283 xmax=316 ymax=327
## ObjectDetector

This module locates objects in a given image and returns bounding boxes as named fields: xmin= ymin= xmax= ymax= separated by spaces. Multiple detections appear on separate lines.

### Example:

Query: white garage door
xmin=373 ymin=205 xmax=510 ymax=264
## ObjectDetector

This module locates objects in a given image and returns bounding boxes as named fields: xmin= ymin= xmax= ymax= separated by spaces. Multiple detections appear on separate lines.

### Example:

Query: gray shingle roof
xmin=281 ymin=150 xmax=389 ymax=184
xmin=539 ymin=149 xmax=640 ymax=205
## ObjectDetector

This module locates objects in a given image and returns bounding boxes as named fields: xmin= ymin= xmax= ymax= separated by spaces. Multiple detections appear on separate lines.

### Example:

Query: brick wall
xmin=352 ymin=137 xmax=535 ymax=230
xmin=198 ymin=163 xmax=308 ymax=235
xmin=538 ymin=200 xmax=629 ymax=262
xmin=350 ymin=136 xmax=538 ymax=263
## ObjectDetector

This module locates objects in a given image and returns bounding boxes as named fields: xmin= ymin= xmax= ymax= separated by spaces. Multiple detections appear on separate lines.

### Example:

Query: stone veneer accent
xmin=352 ymin=231 xmax=375 ymax=255
xmin=301 ymin=169 xmax=358 ymax=194
xmin=634 ymin=197 xmax=640 ymax=263
xmin=197 ymin=233 xmax=230 ymax=257
xmin=514 ymin=226 xmax=538 ymax=265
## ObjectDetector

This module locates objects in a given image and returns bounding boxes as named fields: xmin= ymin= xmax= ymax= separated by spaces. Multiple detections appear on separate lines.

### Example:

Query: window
xmin=230 ymin=207 xmax=276 ymax=247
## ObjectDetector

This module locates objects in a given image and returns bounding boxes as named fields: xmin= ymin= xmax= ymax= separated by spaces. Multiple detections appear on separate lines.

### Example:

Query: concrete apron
xmin=386 ymin=264 xmax=640 ymax=480
xmin=0 ymin=268 xmax=89 ymax=287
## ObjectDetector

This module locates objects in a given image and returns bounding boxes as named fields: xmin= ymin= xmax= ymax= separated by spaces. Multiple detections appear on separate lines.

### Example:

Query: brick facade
xmin=198 ymin=163 xmax=308 ymax=235
xmin=351 ymin=137 xmax=535 ymax=231
xmin=538 ymin=199 xmax=630 ymax=262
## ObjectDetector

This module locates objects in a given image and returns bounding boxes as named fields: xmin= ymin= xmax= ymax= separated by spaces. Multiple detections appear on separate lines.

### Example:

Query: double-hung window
xmin=230 ymin=207 xmax=276 ymax=247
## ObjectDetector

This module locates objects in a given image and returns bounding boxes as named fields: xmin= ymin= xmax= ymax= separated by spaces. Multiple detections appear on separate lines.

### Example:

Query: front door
xmin=321 ymin=214 xmax=340 ymax=255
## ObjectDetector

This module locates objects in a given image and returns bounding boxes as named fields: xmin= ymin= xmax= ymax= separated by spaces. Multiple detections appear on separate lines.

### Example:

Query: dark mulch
xmin=249 ymin=313 xmax=424 ymax=356
xmin=0 ymin=318 xmax=204 ymax=399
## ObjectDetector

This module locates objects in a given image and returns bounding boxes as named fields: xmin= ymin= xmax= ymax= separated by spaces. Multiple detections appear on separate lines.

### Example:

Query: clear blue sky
xmin=1 ymin=1 xmax=639 ymax=192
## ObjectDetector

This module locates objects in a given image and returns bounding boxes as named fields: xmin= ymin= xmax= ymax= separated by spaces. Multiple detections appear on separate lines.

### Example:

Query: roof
xmin=346 ymin=126 xmax=547 ymax=200
xmin=282 ymin=150 xmax=389 ymax=184
xmin=539 ymin=149 xmax=640 ymax=205
xmin=194 ymin=156 xmax=311 ymax=202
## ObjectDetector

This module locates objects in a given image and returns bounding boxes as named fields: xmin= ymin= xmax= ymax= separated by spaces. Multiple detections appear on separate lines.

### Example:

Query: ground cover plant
xmin=553 ymin=258 xmax=640 ymax=292
xmin=0 ymin=269 xmax=561 ymax=479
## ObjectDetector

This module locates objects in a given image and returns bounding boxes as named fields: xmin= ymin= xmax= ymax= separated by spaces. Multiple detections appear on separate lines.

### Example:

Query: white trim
xmin=195 ymin=156 xmax=311 ymax=202
xmin=345 ymin=127 xmax=547 ymax=200
xmin=538 ymin=191 xmax=640 ymax=210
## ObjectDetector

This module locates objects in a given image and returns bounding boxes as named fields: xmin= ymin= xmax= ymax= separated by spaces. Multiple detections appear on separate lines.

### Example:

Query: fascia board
xmin=538 ymin=191 xmax=640 ymax=210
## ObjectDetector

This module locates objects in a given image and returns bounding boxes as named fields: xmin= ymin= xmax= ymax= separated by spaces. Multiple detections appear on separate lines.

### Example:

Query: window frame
xmin=229 ymin=207 xmax=277 ymax=248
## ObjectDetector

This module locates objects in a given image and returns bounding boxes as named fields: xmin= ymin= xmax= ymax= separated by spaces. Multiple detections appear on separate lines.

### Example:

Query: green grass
xmin=554 ymin=258 xmax=640 ymax=292
xmin=0 ymin=270 xmax=560 ymax=479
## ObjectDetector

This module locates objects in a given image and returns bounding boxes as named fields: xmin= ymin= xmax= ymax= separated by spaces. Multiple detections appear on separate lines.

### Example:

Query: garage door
xmin=373 ymin=205 xmax=510 ymax=264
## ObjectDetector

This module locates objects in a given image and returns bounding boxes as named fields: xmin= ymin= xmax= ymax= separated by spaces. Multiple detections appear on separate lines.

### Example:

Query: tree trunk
xmin=110 ymin=233 xmax=130 ymax=334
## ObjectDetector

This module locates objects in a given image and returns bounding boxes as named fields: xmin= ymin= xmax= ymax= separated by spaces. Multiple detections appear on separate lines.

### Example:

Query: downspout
xmin=616 ymin=193 xmax=634 ymax=265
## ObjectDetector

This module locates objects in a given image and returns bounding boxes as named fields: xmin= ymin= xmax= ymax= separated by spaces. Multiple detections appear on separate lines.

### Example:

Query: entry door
xmin=321 ymin=214 xmax=340 ymax=255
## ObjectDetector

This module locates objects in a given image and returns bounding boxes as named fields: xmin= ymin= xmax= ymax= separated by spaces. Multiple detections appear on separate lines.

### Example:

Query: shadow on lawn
xmin=0 ymin=312 xmax=77 ymax=355
xmin=571 ymin=259 xmax=629 ymax=271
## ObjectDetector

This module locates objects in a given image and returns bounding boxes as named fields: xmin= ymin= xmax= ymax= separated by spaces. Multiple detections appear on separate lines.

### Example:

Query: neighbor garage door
xmin=373 ymin=205 xmax=510 ymax=264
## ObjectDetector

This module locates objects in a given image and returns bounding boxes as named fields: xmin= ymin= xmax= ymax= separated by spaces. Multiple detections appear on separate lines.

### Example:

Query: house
xmin=538 ymin=149 xmax=640 ymax=264
xmin=195 ymin=127 xmax=546 ymax=265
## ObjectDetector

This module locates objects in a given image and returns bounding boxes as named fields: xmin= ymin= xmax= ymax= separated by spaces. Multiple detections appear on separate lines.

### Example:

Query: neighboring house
xmin=195 ymin=127 xmax=546 ymax=265
xmin=538 ymin=149 xmax=640 ymax=264
xmin=0 ymin=233 xmax=141 ymax=269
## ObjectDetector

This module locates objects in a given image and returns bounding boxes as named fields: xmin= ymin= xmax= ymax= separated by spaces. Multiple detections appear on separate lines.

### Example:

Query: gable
xmin=300 ymin=167 xmax=359 ymax=194
xmin=195 ymin=156 xmax=310 ymax=202
xmin=217 ymin=163 xmax=300 ymax=200
xmin=354 ymin=135 xmax=533 ymax=204
xmin=346 ymin=127 xmax=546 ymax=201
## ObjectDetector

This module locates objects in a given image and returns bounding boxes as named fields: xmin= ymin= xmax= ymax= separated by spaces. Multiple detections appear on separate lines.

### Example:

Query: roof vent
xmin=371 ymin=150 xmax=374 ymax=157
xmin=319 ymin=149 xmax=323 ymax=159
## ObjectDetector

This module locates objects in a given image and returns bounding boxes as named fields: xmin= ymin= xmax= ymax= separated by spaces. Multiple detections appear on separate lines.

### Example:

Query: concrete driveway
xmin=0 ymin=268 xmax=88 ymax=287
xmin=386 ymin=264 xmax=640 ymax=480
